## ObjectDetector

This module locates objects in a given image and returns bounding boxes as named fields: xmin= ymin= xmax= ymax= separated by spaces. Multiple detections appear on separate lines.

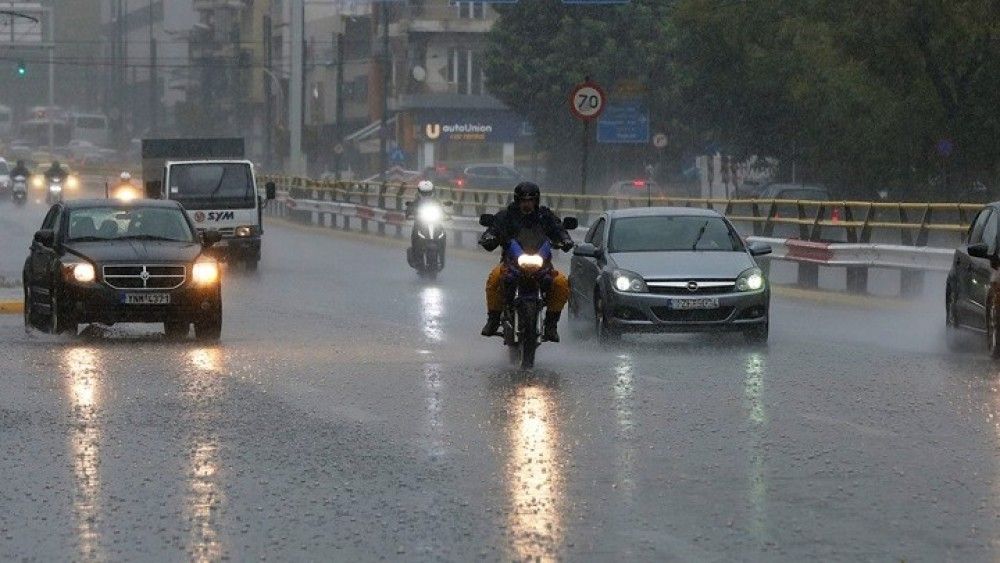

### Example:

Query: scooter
xmin=46 ymin=176 xmax=63 ymax=204
xmin=406 ymin=200 xmax=452 ymax=279
xmin=12 ymin=175 xmax=26 ymax=206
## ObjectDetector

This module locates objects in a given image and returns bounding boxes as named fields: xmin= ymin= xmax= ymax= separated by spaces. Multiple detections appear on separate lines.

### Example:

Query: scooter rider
xmin=45 ymin=160 xmax=67 ymax=183
xmin=407 ymin=180 xmax=439 ymax=245
xmin=10 ymin=159 xmax=30 ymax=180
xmin=478 ymin=182 xmax=574 ymax=342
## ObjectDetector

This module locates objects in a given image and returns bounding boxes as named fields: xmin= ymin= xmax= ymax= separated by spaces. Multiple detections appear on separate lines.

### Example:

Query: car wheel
xmin=743 ymin=322 xmax=769 ymax=345
xmin=595 ymin=294 xmax=619 ymax=342
xmin=23 ymin=285 xmax=31 ymax=333
xmin=945 ymin=289 xmax=965 ymax=351
xmin=49 ymin=290 xmax=78 ymax=336
xmin=988 ymin=299 xmax=1000 ymax=359
xmin=164 ymin=321 xmax=190 ymax=340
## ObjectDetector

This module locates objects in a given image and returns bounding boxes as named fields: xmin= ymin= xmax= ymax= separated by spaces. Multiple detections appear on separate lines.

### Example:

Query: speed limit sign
xmin=570 ymin=81 xmax=606 ymax=121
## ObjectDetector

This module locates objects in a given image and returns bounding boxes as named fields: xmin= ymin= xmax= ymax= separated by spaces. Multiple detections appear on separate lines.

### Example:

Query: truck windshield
xmin=169 ymin=163 xmax=255 ymax=209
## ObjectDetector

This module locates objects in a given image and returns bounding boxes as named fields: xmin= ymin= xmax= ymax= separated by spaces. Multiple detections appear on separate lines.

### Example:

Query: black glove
xmin=479 ymin=232 xmax=500 ymax=251
xmin=559 ymin=239 xmax=575 ymax=252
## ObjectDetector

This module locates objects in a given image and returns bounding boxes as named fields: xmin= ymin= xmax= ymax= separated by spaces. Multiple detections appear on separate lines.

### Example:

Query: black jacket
xmin=45 ymin=164 xmax=66 ymax=181
xmin=10 ymin=164 xmax=30 ymax=179
xmin=479 ymin=203 xmax=573 ymax=256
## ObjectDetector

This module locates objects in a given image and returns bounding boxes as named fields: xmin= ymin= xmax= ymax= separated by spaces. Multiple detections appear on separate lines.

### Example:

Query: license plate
xmin=670 ymin=297 xmax=719 ymax=310
xmin=122 ymin=293 xmax=171 ymax=305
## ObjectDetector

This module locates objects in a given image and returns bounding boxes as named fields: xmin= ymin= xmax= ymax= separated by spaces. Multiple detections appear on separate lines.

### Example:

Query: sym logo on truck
xmin=193 ymin=211 xmax=235 ymax=223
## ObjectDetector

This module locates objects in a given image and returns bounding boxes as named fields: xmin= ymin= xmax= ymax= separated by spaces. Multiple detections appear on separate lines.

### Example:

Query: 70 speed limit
xmin=570 ymin=82 xmax=606 ymax=120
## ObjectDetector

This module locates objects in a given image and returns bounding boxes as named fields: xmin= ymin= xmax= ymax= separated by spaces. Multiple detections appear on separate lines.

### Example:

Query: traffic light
xmin=16 ymin=60 xmax=25 ymax=77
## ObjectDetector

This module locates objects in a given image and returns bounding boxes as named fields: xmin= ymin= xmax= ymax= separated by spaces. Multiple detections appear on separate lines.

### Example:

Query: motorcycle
xmin=480 ymin=213 xmax=578 ymax=369
xmin=406 ymin=199 xmax=452 ymax=279
xmin=12 ymin=175 xmax=26 ymax=206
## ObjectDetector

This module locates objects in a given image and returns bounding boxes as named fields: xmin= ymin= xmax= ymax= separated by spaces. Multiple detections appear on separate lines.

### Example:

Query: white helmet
xmin=417 ymin=180 xmax=434 ymax=194
xmin=119 ymin=171 xmax=132 ymax=182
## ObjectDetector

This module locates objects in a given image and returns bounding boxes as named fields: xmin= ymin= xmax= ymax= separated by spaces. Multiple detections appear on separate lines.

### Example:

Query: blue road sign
xmin=389 ymin=147 xmax=406 ymax=163
xmin=596 ymin=102 xmax=649 ymax=144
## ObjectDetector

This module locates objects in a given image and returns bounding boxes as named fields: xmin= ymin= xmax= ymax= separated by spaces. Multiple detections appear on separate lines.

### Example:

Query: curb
xmin=771 ymin=285 xmax=910 ymax=310
xmin=0 ymin=300 xmax=24 ymax=314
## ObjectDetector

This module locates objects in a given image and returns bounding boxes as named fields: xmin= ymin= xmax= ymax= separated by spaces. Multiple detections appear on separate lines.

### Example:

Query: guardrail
xmin=261 ymin=175 xmax=966 ymax=298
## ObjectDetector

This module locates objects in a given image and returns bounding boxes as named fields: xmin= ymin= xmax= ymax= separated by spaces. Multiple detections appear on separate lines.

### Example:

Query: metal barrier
xmin=261 ymin=175 xmax=970 ymax=298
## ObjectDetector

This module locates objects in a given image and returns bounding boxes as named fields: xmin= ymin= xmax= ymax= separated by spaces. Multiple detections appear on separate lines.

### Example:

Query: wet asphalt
xmin=2 ymin=190 xmax=1000 ymax=562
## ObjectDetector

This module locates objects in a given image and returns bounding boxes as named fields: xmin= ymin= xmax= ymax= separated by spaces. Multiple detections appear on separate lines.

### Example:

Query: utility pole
xmin=334 ymin=26 xmax=344 ymax=181
xmin=289 ymin=0 xmax=304 ymax=174
xmin=149 ymin=37 xmax=157 ymax=135
xmin=379 ymin=2 xmax=389 ymax=181
xmin=264 ymin=13 xmax=273 ymax=169
xmin=46 ymin=7 xmax=53 ymax=155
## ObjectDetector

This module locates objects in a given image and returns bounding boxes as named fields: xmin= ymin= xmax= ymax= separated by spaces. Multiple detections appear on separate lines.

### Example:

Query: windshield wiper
xmin=691 ymin=220 xmax=710 ymax=250
xmin=120 ymin=234 xmax=186 ymax=242
xmin=67 ymin=236 xmax=111 ymax=243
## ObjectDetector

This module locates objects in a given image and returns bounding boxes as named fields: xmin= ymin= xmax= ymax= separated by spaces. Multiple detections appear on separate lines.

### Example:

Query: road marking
xmin=0 ymin=300 xmax=24 ymax=314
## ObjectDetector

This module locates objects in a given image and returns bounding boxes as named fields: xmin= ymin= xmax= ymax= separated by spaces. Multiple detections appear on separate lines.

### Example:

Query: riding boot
xmin=543 ymin=310 xmax=562 ymax=342
xmin=481 ymin=311 xmax=501 ymax=337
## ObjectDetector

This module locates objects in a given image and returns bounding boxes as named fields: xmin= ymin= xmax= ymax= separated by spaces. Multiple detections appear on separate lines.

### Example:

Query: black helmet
xmin=513 ymin=181 xmax=540 ymax=202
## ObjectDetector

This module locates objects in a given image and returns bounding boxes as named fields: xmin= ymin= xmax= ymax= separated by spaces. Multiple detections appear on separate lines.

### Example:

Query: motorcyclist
xmin=407 ymin=180 xmax=441 ymax=245
xmin=45 ymin=160 xmax=67 ymax=183
xmin=478 ymin=182 xmax=574 ymax=342
xmin=10 ymin=159 xmax=30 ymax=180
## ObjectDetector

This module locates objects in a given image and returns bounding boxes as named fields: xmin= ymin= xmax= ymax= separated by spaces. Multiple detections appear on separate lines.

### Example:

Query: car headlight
xmin=66 ymin=176 xmax=79 ymax=189
xmin=112 ymin=185 xmax=140 ymax=202
xmin=235 ymin=225 xmax=255 ymax=238
xmin=192 ymin=261 xmax=220 ymax=285
xmin=612 ymin=269 xmax=648 ymax=293
xmin=517 ymin=253 xmax=544 ymax=270
xmin=31 ymin=175 xmax=44 ymax=188
xmin=737 ymin=267 xmax=765 ymax=292
xmin=417 ymin=204 xmax=443 ymax=224
xmin=67 ymin=262 xmax=96 ymax=283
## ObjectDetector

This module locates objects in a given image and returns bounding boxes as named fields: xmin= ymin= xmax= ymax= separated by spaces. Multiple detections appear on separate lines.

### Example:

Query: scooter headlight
xmin=417 ymin=204 xmax=443 ymax=224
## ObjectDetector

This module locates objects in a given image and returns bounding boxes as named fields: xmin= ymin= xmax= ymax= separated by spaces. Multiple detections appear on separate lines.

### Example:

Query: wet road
xmin=2 ymin=195 xmax=1000 ymax=561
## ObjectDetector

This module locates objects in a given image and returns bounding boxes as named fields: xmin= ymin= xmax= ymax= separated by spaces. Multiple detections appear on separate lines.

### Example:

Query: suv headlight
xmin=235 ymin=225 xmax=255 ymax=238
xmin=737 ymin=267 xmax=765 ymax=292
xmin=612 ymin=269 xmax=648 ymax=293
xmin=65 ymin=262 xmax=96 ymax=283
xmin=192 ymin=261 xmax=220 ymax=285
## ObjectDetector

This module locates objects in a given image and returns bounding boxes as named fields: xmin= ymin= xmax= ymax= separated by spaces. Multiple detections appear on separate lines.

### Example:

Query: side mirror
xmin=265 ymin=181 xmax=277 ymax=201
xmin=562 ymin=216 xmax=579 ymax=230
xmin=479 ymin=214 xmax=495 ymax=227
xmin=748 ymin=242 xmax=773 ymax=257
xmin=202 ymin=229 xmax=222 ymax=248
xmin=969 ymin=242 xmax=991 ymax=260
xmin=33 ymin=229 xmax=55 ymax=247
xmin=573 ymin=242 xmax=601 ymax=258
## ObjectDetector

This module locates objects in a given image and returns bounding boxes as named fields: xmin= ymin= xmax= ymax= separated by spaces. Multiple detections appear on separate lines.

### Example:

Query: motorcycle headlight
xmin=67 ymin=262 xmax=96 ymax=283
xmin=612 ymin=270 xmax=648 ymax=293
xmin=235 ymin=225 xmax=254 ymax=238
xmin=737 ymin=267 xmax=765 ymax=292
xmin=517 ymin=253 xmax=544 ymax=270
xmin=417 ymin=204 xmax=443 ymax=223
xmin=192 ymin=261 xmax=220 ymax=285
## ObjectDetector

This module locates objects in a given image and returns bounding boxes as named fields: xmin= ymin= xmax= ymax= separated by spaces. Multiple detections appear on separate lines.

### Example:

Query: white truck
xmin=142 ymin=138 xmax=276 ymax=270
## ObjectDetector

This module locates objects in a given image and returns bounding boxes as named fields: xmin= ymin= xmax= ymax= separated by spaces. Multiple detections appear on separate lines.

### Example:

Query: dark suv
xmin=946 ymin=202 xmax=1000 ymax=355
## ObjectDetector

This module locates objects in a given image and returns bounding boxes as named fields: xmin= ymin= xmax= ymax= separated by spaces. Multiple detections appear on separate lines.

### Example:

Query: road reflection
xmin=63 ymin=346 xmax=103 ymax=560
xmin=183 ymin=347 xmax=226 ymax=562
xmin=613 ymin=354 xmax=636 ymax=500
xmin=505 ymin=380 xmax=564 ymax=561
xmin=423 ymin=362 xmax=445 ymax=457
xmin=420 ymin=286 xmax=444 ymax=343
xmin=744 ymin=352 xmax=770 ymax=544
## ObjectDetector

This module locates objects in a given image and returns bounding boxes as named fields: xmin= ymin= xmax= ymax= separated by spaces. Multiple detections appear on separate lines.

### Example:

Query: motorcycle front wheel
xmin=518 ymin=301 xmax=539 ymax=370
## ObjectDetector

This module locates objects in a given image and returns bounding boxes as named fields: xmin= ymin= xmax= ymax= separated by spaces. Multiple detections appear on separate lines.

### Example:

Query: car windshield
xmin=609 ymin=216 xmax=742 ymax=252
xmin=66 ymin=206 xmax=195 ymax=243
xmin=168 ymin=163 xmax=255 ymax=209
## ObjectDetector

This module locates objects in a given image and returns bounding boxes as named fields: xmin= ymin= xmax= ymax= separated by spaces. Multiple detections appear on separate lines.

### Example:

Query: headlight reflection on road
xmin=420 ymin=286 xmax=444 ymax=343
xmin=507 ymin=383 xmax=563 ymax=561
xmin=188 ymin=441 xmax=223 ymax=563
xmin=613 ymin=354 xmax=637 ymax=498
xmin=63 ymin=347 xmax=103 ymax=560
xmin=744 ymin=352 xmax=770 ymax=545
xmin=187 ymin=347 xmax=222 ymax=374
xmin=424 ymin=363 xmax=445 ymax=458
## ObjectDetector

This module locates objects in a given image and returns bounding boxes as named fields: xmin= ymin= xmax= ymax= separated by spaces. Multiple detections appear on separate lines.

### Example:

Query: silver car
xmin=568 ymin=208 xmax=772 ymax=342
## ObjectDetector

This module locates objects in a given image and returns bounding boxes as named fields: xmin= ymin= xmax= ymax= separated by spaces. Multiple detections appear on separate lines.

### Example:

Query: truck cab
xmin=142 ymin=139 xmax=276 ymax=270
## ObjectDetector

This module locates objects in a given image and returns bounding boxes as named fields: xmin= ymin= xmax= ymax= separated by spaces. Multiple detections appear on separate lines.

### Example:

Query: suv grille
xmin=103 ymin=265 xmax=186 ymax=290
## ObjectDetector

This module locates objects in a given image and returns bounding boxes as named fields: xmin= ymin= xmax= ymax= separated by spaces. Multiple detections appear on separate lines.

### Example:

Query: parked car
xmin=569 ymin=207 xmax=772 ymax=343
xmin=452 ymin=164 xmax=524 ymax=190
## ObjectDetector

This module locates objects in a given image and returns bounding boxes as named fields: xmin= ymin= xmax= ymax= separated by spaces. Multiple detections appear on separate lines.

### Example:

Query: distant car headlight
xmin=31 ymin=175 xmax=44 ymax=188
xmin=417 ymin=204 xmax=443 ymax=223
xmin=112 ymin=185 xmax=140 ymax=202
xmin=235 ymin=225 xmax=254 ymax=238
xmin=517 ymin=253 xmax=544 ymax=270
xmin=67 ymin=263 xmax=96 ymax=283
xmin=66 ymin=175 xmax=79 ymax=189
xmin=192 ymin=261 xmax=220 ymax=285
xmin=737 ymin=267 xmax=765 ymax=292
xmin=612 ymin=270 xmax=648 ymax=293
